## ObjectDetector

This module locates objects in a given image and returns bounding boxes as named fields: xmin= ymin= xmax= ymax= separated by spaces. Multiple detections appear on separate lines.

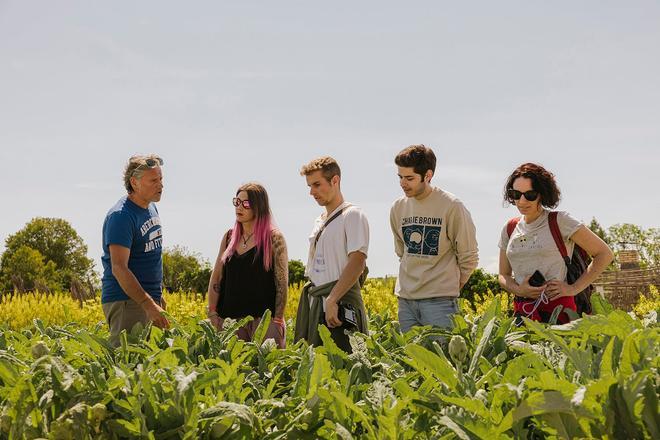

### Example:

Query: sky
xmin=1 ymin=1 xmax=659 ymax=278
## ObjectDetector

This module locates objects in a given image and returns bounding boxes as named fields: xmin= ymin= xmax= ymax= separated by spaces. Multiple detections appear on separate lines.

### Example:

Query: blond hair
xmin=299 ymin=156 xmax=341 ymax=182
xmin=123 ymin=154 xmax=161 ymax=193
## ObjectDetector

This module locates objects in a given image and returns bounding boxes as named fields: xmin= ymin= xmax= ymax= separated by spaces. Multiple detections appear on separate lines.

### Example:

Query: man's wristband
xmin=272 ymin=317 xmax=285 ymax=325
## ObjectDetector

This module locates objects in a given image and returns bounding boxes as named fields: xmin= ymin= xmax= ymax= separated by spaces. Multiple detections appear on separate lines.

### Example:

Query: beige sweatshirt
xmin=390 ymin=187 xmax=479 ymax=299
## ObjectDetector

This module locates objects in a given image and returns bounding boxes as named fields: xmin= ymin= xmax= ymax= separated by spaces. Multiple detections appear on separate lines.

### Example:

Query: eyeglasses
xmin=508 ymin=189 xmax=539 ymax=202
xmin=232 ymin=197 xmax=251 ymax=209
xmin=132 ymin=157 xmax=164 ymax=175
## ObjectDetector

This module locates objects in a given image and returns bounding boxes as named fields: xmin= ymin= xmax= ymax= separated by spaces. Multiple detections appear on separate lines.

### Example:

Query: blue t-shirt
xmin=101 ymin=196 xmax=163 ymax=304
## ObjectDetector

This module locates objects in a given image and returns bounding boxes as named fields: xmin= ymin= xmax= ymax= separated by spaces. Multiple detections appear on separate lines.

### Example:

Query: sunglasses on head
xmin=232 ymin=197 xmax=251 ymax=209
xmin=508 ymin=189 xmax=539 ymax=202
xmin=132 ymin=157 xmax=164 ymax=174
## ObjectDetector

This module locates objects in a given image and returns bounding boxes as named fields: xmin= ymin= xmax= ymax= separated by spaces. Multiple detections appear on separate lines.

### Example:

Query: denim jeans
xmin=398 ymin=296 xmax=459 ymax=334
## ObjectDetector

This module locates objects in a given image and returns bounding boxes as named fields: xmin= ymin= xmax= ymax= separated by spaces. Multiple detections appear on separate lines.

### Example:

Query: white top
xmin=499 ymin=210 xmax=582 ymax=285
xmin=306 ymin=202 xmax=370 ymax=286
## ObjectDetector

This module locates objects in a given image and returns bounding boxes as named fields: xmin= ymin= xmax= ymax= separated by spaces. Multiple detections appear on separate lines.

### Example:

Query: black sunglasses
xmin=508 ymin=189 xmax=539 ymax=202
xmin=143 ymin=157 xmax=164 ymax=167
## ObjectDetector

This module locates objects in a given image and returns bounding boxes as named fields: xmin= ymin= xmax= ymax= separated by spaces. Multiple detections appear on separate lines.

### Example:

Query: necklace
xmin=241 ymin=232 xmax=254 ymax=249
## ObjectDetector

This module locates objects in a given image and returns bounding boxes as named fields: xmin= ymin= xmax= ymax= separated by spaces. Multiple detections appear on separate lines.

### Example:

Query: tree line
xmin=0 ymin=217 xmax=657 ymax=295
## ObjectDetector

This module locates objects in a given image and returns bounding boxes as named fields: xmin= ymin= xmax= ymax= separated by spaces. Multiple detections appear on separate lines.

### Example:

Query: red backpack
xmin=507 ymin=212 xmax=593 ymax=315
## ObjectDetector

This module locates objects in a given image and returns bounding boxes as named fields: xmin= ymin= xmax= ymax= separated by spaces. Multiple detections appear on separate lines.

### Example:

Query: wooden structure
xmin=593 ymin=266 xmax=660 ymax=311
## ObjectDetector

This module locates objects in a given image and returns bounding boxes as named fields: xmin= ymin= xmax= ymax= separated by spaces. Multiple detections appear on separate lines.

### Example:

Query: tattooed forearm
xmin=272 ymin=231 xmax=288 ymax=318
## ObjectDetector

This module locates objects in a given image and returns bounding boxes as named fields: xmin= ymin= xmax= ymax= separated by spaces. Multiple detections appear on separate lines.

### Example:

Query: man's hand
xmin=325 ymin=300 xmax=342 ymax=328
xmin=142 ymin=300 xmax=170 ymax=329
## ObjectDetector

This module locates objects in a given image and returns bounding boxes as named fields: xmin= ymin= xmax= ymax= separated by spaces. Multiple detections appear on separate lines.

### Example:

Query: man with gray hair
xmin=101 ymin=155 xmax=169 ymax=346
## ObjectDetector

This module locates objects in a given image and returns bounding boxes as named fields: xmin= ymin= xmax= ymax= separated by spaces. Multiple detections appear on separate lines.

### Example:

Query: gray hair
xmin=123 ymin=154 xmax=161 ymax=193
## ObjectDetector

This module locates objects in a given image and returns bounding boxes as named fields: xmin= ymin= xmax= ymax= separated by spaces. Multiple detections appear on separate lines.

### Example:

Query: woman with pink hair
xmin=206 ymin=182 xmax=288 ymax=347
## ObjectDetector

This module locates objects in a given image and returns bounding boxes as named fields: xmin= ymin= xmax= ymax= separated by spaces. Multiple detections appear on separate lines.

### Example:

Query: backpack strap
xmin=506 ymin=217 xmax=521 ymax=237
xmin=548 ymin=211 xmax=571 ymax=264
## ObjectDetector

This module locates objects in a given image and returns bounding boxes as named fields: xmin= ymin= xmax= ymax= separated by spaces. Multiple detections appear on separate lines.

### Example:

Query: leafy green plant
xmin=0 ymin=294 xmax=657 ymax=439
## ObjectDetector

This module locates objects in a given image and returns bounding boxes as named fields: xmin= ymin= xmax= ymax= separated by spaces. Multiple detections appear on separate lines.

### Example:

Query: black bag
xmin=547 ymin=212 xmax=593 ymax=315
xmin=337 ymin=302 xmax=358 ymax=329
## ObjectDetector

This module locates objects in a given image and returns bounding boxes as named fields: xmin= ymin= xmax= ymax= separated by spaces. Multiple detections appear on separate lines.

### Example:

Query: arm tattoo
xmin=272 ymin=231 xmax=288 ymax=318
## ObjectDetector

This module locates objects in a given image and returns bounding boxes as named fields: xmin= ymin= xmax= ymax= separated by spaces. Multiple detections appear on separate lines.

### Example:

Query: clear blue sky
xmin=1 ymin=1 xmax=659 ymax=277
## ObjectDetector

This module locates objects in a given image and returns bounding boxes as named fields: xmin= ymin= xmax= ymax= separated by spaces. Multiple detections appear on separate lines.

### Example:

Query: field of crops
xmin=0 ymin=280 xmax=658 ymax=439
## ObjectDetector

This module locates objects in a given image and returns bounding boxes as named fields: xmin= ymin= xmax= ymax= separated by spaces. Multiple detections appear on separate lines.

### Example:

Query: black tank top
xmin=216 ymin=246 xmax=276 ymax=319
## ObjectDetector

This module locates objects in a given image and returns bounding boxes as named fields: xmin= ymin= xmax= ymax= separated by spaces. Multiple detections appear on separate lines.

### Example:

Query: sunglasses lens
xmin=144 ymin=157 xmax=164 ymax=167
xmin=243 ymin=201 xmax=251 ymax=209
xmin=508 ymin=189 xmax=522 ymax=200
xmin=524 ymin=191 xmax=539 ymax=201
xmin=232 ymin=198 xmax=239 ymax=207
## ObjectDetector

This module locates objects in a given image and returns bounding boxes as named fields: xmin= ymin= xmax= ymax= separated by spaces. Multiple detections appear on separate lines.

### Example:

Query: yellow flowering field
xmin=1 ymin=279 xmax=403 ymax=330
xmin=1 ymin=279 xmax=656 ymax=330
xmin=0 ymin=291 xmax=208 ymax=330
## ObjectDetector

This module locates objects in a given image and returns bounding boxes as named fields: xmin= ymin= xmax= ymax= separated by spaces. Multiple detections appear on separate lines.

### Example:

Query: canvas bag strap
xmin=314 ymin=206 xmax=347 ymax=248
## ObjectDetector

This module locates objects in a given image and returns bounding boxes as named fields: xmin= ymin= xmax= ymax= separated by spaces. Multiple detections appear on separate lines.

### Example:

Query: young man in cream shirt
xmin=390 ymin=145 xmax=479 ymax=333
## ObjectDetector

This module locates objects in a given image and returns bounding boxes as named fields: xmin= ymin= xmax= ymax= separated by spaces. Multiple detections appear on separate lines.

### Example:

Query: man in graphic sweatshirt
xmin=390 ymin=145 xmax=479 ymax=333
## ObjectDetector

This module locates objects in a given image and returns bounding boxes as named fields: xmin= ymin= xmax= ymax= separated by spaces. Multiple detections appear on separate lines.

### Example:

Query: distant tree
xmin=0 ymin=245 xmax=61 ymax=292
xmin=0 ymin=217 xmax=95 ymax=292
xmin=607 ymin=223 xmax=659 ymax=269
xmin=588 ymin=217 xmax=610 ymax=245
xmin=162 ymin=246 xmax=212 ymax=293
xmin=460 ymin=268 xmax=502 ymax=305
xmin=288 ymin=259 xmax=307 ymax=286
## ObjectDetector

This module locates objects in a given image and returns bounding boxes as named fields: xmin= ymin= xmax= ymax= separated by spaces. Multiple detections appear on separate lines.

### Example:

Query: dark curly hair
xmin=504 ymin=163 xmax=561 ymax=208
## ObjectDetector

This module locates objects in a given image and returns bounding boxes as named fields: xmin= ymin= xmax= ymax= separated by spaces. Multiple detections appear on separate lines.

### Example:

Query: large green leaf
xmin=404 ymin=344 xmax=457 ymax=390
xmin=0 ymin=358 xmax=19 ymax=386
xmin=468 ymin=317 xmax=496 ymax=376
xmin=499 ymin=390 xmax=592 ymax=434
xmin=252 ymin=310 xmax=272 ymax=346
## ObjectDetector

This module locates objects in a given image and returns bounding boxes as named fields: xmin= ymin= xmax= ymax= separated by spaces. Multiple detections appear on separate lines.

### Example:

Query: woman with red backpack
xmin=498 ymin=163 xmax=613 ymax=324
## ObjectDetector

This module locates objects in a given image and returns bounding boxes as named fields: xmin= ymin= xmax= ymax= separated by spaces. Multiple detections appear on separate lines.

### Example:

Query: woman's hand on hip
xmin=517 ymin=275 xmax=546 ymax=299
xmin=545 ymin=280 xmax=574 ymax=299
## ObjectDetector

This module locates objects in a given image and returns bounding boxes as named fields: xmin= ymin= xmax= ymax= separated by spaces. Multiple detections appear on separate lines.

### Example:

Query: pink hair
xmin=220 ymin=183 xmax=274 ymax=271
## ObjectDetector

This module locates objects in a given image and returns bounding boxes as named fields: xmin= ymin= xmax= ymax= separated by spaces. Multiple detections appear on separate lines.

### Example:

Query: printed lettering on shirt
xmin=148 ymin=229 xmax=162 ymax=241
xmin=140 ymin=216 xmax=163 ymax=253
xmin=140 ymin=217 xmax=162 ymax=236
xmin=144 ymin=237 xmax=163 ymax=253
xmin=401 ymin=216 xmax=442 ymax=256
xmin=313 ymin=254 xmax=326 ymax=274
